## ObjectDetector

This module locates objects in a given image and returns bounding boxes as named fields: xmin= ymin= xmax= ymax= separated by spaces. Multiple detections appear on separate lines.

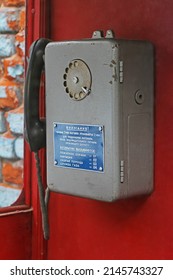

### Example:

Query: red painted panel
xmin=26 ymin=0 xmax=50 ymax=260
xmin=0 ymin=211 xmax=32 ymax=260
xmin=47 ymin=0 xmax=173 ymax=259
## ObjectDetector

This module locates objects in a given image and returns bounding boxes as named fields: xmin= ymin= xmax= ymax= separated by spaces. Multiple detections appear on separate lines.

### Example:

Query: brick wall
xmin=0 ymin=0 xmax=25 ymax=207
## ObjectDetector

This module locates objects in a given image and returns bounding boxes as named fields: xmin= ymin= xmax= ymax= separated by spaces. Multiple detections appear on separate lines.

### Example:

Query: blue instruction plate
xmin=54 ymin=123 xmax=104 ymax=172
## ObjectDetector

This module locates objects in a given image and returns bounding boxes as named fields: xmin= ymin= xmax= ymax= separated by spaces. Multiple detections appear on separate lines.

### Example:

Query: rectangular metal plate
xmin=54 ymin=123 xmax=104 ymax=172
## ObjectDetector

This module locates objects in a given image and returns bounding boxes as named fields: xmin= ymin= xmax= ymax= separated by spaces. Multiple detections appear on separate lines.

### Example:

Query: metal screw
xmin=99 ymin=126 xmax=103 ymax=131
xmin=99 ymin=167 xmax=103 ymax=171
xmin=73 ymin=76 xmax=79 ymax=84
xmin=54 ymin=160 xmax=58 ymax=165
xmin=54 ymin=123 xmax=57 ymax=128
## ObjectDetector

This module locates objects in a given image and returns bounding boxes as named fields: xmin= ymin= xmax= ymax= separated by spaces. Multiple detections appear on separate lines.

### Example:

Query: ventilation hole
xmin=65 ymin=68 xmax=69 ymax=73
xmin=63 ymin=81 xmax=67 ymax=87
xmin=66 ymin=87 xmax=69 ymax=93
xmin=63 ymin=74 xmax=67 ymax=80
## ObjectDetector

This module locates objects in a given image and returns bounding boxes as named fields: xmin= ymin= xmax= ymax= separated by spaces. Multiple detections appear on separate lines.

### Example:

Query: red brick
xmin=19 ymin=8 xmax=25 ymax=30
xmin=0 ymin=7 xmax=20 ymax=32
xmin=15 ymin=30 xmax=25 ymax=56
xmin=0 ymin=78 xmax=22 ymax=110
xmin=3 ymin=53 xmax=24 ymax=81
xmin=6 ymin=9 xmax=19 ymax=32
xmin=3 ymin=0 xmax=25 ymax=7
xmin=0 ymin=1 xmax=25 ymax=194
xmin=2 ymin=160 xmax=23 ymax=186
xmin=1 ymin=130 xmax=14 ymax=139
xmin=0 ymin=182 xmax=22 ymax=190
xmin=0 ymin=60 xmax=4 ymax=79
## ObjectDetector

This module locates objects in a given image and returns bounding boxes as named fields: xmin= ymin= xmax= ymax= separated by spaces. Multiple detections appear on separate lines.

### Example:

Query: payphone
xmin=25 ymin=30 xmax=154 ymax=238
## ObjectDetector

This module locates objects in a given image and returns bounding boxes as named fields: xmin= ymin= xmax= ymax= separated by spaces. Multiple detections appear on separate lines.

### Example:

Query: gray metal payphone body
xmin=45 ymin=30 xmax=154 ymax=202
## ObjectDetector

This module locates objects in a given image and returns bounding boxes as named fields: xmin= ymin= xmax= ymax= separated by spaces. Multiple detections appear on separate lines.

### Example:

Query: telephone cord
xmin=34 ymin=151 xmax=50 ymax=240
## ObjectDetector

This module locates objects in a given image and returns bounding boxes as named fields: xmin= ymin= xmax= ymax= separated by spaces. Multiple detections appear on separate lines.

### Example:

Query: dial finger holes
xmin=63 ymin=59 xmax=92 ymax=101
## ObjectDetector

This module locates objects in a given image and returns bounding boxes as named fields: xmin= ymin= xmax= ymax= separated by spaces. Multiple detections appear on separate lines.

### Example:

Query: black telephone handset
xmin=24 ymin=38 xmax=50 ymax=152
xmin=24 ymin=38 xmax=51 ymax=240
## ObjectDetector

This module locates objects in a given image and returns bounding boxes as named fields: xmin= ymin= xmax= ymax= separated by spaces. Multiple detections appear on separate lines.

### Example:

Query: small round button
xmin=135 ymin=90 xmax=144 ymax=105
